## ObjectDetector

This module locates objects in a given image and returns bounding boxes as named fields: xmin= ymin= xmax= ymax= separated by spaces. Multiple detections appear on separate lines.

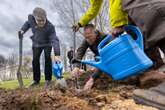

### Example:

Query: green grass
xmin=0 ymin=76 xmax=45 ymax=89
xmin=0 ymin=72 xmax=70 ymax=89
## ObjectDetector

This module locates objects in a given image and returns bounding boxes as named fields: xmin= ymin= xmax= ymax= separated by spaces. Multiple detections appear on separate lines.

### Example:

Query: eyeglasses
xmin=36 ymin=19 xmax=45 ymax=23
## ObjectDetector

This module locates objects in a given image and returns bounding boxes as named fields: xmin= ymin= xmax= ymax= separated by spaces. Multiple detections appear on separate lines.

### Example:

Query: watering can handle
xmin=125 ymin=25 xmax=144 ymax=50
xmin=98 ymin=34 xmax=113 ymax=51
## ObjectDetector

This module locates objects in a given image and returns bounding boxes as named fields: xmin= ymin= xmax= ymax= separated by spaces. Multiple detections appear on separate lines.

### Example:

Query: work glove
xmin=72 ymin=23 xmax=82 ymax=32
xmin=53 ymin=56 xmax=61 ymax=63
xmin=111 ymin=26 xmax=125 ymax=38
xmin=18 ymin=30 xmax=24 ymax=39
xmin=71 ymin=67 xmax=84 ymax=78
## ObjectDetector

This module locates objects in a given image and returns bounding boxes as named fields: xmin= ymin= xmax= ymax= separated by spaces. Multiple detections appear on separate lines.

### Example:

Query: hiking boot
xmin=45 ymin=80 xmax=52 ymax=89
xmin=139 ymin=70 xmax=165 ymax=87
xmin=133 ymin=82 xmax=165 ymax=110
xmin=29 ymin=81 xmax=39 ymax=88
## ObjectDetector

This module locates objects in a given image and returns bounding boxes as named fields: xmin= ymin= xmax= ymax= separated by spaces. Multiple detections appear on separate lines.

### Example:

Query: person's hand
xmin=54 ymin=56 xmax=61 ymax=62
xmin=71 ymin=67 xmax=84 ymax=78
xmin=83 ymin=77 xmax=94 ymax=91
xmin=72 ymin=23 xmax=81 ymax=32
xmin=18 ymin=30 xmax=24 ymax=39
xmin=74 ymin=77 xmax=94 ymax=95
xmin=111 ymin=26 xmax=125 ymax=38
xmin=72 ymin=24 xmax=80 ymax=32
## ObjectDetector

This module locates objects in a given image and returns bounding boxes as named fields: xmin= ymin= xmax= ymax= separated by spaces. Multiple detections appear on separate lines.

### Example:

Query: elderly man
xmin=19 ymin=7 xmax=61 ymax=88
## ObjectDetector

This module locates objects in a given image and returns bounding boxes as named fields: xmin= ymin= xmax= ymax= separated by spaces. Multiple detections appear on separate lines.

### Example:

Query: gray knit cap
xmin=33 ymin=7 xmax=47 ymax=20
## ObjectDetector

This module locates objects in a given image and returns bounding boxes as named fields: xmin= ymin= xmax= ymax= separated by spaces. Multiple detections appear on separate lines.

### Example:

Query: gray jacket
xmin=21 ymin=14 xmax=60 ymax=55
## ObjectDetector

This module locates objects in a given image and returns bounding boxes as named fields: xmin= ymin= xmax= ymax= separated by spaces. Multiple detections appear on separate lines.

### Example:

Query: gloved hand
xmin=111 ymin=26 xmax=125 ymax=38
xmin=72 ymin=23 xmax=82 ymax=32
xmin=71 ymin=67 xmax=84 ymax=78
xmin=53 ymin=56 xmax=61 ymax=63
xmin=18 ymin=30 xmax=24 ymax=39
xmin=83 ymin=77 xmax=94 ymax=91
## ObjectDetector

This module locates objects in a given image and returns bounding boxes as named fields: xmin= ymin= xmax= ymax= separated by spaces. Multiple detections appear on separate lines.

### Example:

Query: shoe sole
xmin=134 ymin=95 xmax=165 ymax=110
xmin=134 ymin=82 xmax=165 ymax=110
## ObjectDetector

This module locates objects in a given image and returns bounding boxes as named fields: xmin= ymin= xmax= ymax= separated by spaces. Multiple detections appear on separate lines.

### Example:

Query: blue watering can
xmin=52 ymin=62 xmax=68 ymax=88
xmin=52 ymin=62 xmax=63 ymax=79
xmin=81 ymin=25 xmax=153 ymax=80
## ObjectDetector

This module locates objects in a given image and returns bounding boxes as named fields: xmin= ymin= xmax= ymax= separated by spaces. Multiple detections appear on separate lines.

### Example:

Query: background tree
xmin=0 ymin=55 xmax=6 ymax=68
xmin=22 ymin=56 xmax=32 ymax=78
xmin=51 ymin=0 xmax=110 ymax=70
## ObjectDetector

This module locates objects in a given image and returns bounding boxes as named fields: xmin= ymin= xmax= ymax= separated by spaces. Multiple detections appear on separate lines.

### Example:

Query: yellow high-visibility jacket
xmin=79 ymin=0 xmax=128 ymax=28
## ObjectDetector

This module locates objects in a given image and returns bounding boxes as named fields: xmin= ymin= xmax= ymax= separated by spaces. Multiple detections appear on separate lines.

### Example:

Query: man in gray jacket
xmin=19 ymin=7 xmax=61 ymax=88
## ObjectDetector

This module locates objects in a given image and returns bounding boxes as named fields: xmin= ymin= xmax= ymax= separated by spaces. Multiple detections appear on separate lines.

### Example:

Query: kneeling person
xmin=72 ymin=24 xmax=110 ymax=91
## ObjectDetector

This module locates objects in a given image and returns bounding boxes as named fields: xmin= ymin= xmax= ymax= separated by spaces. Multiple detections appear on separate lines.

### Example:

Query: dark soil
xmin=0 ymin=78 xmax=158 ymax=110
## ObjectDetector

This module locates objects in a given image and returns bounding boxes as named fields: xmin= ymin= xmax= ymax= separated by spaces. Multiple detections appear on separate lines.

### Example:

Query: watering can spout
xmin=81 ymin=60 xmax=101 ymax=69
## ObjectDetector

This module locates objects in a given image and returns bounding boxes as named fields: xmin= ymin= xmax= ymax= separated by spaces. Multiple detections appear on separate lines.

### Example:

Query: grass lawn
xmin=0 ymin=72 xmax=71 ymax=89
xmin=0 ymin=76 xmax=46 ymax=89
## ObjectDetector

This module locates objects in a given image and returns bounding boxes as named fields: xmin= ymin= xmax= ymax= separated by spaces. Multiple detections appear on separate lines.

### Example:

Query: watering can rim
xmin=53 ymin=62 xmax=63 ymax=66
xmin=98 ymin=35 xmax=133 ymax=55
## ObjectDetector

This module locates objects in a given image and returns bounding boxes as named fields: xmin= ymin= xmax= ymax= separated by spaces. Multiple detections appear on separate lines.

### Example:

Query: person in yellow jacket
xmin=73 ymin=0 xmax=165 ymax=49
xmin=72 ymin=0 xmax=128 ymax=36
xmin=72 ymin=0 xmax=165 ymax=89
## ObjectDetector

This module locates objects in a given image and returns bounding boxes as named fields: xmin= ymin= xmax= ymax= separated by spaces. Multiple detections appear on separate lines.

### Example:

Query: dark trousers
xmin=32 ymin=46 xmax=52 ymax=82
xmin=145 ymin=38 xmax=165 ymax=69
xmin=69 ymin=58 xmax=73 ymax=71
xmin=158 ymin=39 xmax=165 ymax=54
